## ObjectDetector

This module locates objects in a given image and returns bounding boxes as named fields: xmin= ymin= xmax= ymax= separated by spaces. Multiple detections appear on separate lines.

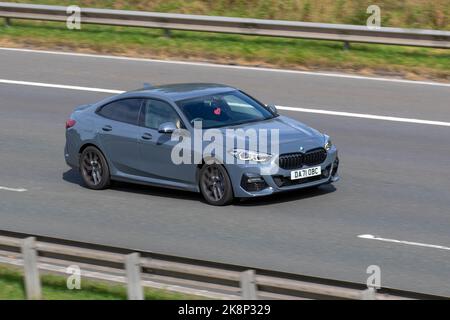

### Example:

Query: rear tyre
xmin=79 ymin=146 xmax=111 ymax=190
xmin=199 ymin=164 xmax=234 ymax=206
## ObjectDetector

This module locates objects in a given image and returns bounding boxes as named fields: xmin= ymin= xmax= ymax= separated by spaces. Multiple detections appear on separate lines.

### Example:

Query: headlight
xmin=324 ymin=135 xmax=333 ymax=151
xmin=230 ymin=149 xmax=272 ymax=162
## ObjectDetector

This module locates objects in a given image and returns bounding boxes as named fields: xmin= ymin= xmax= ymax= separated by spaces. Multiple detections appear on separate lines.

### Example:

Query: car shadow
xmin=62 ymin=168 xmax=84 ymax=185
xmin=233 ymin=184 xmax=337 ymax=207
xmin=62 ymin=168 xmax=204 ymax=202
xmin=63 ymin=168 xmax=336 ymax=206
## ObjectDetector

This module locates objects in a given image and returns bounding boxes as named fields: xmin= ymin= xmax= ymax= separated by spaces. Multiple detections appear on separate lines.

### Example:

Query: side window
xmin=98 ymin=99 xmax=142 ymax=125
xmin=141 ymin=99 xmax=183 ymax=130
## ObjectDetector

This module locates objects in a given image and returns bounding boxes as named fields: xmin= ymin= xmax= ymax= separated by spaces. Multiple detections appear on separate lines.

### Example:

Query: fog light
xmin=241 ymin=174 xmax=268 ymax=192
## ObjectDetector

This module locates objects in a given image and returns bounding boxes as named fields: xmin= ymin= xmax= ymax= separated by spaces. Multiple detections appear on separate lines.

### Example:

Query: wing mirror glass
xmin=158 ymin=122 xmax=177 ymax=134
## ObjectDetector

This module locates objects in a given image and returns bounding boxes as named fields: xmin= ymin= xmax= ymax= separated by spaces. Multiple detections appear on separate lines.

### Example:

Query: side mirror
xmin=158 ymin=122 xmax=177 ymax=134
xmin=266 ymin=104 xmax=279 ymax=115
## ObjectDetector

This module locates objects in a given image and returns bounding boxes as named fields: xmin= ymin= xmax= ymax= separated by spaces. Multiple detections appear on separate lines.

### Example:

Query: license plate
xmin=291 ymin=166 xmax=321 ymax=180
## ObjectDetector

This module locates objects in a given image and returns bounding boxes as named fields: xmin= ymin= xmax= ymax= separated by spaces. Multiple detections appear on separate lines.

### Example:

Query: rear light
xmin=65 ymin=119 xmax=76 ymax=129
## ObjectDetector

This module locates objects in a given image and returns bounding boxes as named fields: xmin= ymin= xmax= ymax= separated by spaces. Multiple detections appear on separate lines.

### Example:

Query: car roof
xmin=129 ymin=83 xmax=237 ymax=102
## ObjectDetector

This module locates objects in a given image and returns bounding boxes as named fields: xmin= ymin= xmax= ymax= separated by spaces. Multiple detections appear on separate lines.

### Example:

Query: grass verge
xmin=0 ymin=20 xmax=449 ymax=81
xmin=0 ymin=264 xmax=202 ymax=300
xmin=8 ymin=0 xmax=450 ymax=30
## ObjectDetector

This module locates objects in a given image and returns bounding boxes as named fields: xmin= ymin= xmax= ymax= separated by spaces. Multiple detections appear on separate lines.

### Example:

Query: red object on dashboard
xmin=213 ymin=107 xmax=221 ymax=115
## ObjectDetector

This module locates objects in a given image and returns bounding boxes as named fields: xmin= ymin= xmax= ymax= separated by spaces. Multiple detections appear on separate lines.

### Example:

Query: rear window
xmin=97 ymin=99 xmax=142 ymax=125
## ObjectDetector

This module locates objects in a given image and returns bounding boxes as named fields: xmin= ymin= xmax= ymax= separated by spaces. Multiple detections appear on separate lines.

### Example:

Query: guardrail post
xmin=163 ymin=28 xmax=172 ymax=38
xmin=125 ymin=253 xmax=144 ymax=300
xmin=343 ymin=41 xmax=350 ymax=50
xmin=4 ymin=17 xmax=11 ymax=27
xmin=22 ymin=237 xmax=42 ymax=300
xmin=240 ymin=269 xmax=257 ymax=300
xmin=361 ymin=287 xmax=377 ymax=300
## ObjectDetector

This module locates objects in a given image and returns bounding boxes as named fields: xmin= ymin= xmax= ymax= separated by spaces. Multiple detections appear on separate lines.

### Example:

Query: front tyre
xmin=79 ymin=146 xmax=111 ymax=190
xmin=199 ymin=164 xmax=234 ymax=206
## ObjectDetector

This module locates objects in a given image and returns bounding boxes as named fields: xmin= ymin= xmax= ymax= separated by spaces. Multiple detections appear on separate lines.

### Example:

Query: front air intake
xmin=278 ymin=148 xmax=327 ymax=170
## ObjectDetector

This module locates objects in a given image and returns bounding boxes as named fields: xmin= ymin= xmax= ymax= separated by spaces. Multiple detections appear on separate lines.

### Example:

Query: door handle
xmin=141 ymin=132 xmax=152 ymax=140
xmin=102 ymin=125 xmax=112 ymax=132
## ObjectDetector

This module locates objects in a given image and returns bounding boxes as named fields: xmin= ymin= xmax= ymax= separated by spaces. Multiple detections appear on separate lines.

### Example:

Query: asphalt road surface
xmin=0 ymin=48 xmax=449 ymax=296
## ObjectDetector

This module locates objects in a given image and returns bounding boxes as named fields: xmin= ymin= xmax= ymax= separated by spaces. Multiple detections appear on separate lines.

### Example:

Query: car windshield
xmin=176 ymin=90 xmax=275 ymax=129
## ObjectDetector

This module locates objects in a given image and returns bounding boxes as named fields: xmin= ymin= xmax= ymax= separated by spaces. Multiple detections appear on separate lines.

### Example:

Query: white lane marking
xmin=277 ymin=106 xmax=450 ymax=127
xmin=1 ymin=78 xmax=450 ymax=128
xmin=0 ymin=47 xmax=449 ymax=88
xmin=0 ymin=79 xmax=122 ymax=94
xmin=358 ymin=234 xmax=450 ymax=251
xmin=0 ymin=186 xmax=27 ymax=192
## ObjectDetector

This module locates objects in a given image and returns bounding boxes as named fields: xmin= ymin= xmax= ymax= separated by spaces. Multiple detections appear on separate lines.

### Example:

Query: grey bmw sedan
xmin=65 ymin=83 xmax=339 ymax=205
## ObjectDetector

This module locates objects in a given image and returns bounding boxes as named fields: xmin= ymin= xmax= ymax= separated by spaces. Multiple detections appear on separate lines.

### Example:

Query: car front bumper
xmin=226 ymin=147 xmax=339 ymax=198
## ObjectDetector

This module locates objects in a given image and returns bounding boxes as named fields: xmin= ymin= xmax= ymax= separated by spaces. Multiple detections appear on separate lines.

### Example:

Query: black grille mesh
xmin=303 ymin=148 xmax=328 ymax=166
xmin=277 ymin=153 xmax=303 ymax=170
xmin=278 ymin=148 xmax=327 ymax=170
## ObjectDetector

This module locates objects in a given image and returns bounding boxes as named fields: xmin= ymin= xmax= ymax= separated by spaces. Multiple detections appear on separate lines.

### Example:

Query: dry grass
xmin=1 ymin=2 xmax=449 ymax=81
xmin=9 ymin=0 xmax=450 ymax=30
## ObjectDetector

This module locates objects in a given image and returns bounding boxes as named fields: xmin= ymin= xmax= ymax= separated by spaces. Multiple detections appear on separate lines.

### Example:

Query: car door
xmin=138 ymin=98 xmax=196 ymax=185
xmin=96 ymin=98 xmax=142 ymax=175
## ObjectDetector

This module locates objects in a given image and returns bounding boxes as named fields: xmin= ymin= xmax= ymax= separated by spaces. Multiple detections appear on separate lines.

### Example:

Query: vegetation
xmin=0 ymin=264 xmax=201 ymax=300
xmin=9 ymin=0 xmax=450 ymax=30
xmin=0 ymin=1 xmax=448 ymax=81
